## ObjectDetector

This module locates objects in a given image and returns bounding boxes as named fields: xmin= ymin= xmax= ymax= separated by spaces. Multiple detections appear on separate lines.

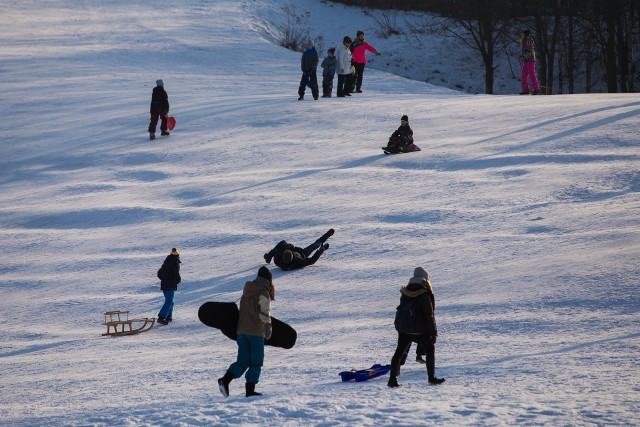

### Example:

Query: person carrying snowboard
xmin=148 ymin=79 xmax=170 ymax=140
xmin=388 ymin=267 xmax=445 ymax=387
xmin=264 ymin=229 xmax=334 ymax=271
xmin=321 ymin=48 xmax=337 ymax=98
xmin=298 ymin=41 xmax=319 ymax=101
xmin=384 ymin=115 xmax=419 ymax=153
xmin=218 ymin=266 xmax=276 ymax=398
xmin=157 ymin=247 xmax=181 ymax=325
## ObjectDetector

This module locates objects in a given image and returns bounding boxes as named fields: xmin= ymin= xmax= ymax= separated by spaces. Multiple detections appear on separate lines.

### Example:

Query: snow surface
xmin=1 ymin=0 xmax=639 ymax=426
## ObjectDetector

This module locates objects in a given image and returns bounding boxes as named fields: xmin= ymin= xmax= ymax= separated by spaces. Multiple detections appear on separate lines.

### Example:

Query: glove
xmin=264 ymin=323 xmax=272 ymax=340
xmin=375 ymin=51 xmax=382 ymax=56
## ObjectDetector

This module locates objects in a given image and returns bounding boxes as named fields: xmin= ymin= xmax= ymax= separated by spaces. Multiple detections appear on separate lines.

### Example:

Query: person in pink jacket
xmin=519 ymin=30 xmax=540 ymax=95
xmin=351 ymin=31 xmax=380 ymax=93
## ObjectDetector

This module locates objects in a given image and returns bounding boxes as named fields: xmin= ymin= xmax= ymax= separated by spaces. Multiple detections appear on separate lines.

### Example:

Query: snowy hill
xmin=1 ymin=0 xmax=639 ymax=426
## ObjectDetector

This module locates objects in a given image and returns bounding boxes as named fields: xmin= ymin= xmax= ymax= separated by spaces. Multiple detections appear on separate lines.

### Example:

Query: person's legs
xmin=302 ymin=229 xmax=334 ymax=256
xmin=390 ymin=333 xmax=413 ymax=378
xmin=148 ymin=110 xmax=159 ymax=133
xmin=310 ymin=72 xmax=319 ymax=99
xmin=521 ymin=64 xmax=530 ymax=93
xmin=337 ymin=74 xmax=345 ymax=96
xmin=160 ymin=112 xmax=168 ymax=132
xmin=526 ymin=61 xmax=540 ymax=92
xmin=417 ymin=335 xmax=443 ymax=383
xmin=228 ymin=334 xmax=252 ymax=379
xmin=158 ymin=289 xmax=175 ymax=319
xmin=354 ymin=63 xmax=365 ymax=91
xmin=298 ymin=74 xmax=308 ymax=99
xmin=243 ymin=335 xmax=265 ymax=385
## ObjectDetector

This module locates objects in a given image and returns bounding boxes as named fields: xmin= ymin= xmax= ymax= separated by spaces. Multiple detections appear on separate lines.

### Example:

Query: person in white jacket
xmin=336 ymin=36 xmax=353 ymax=97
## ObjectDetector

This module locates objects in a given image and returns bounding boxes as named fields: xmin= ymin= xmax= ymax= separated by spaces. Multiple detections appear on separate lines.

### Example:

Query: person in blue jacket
xmin=298 ymin=41 xmax=319 ymax=100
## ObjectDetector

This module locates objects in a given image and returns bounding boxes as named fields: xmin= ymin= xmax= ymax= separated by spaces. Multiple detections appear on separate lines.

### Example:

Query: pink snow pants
xmin=521 ymin=61 xmax=540 ymax=93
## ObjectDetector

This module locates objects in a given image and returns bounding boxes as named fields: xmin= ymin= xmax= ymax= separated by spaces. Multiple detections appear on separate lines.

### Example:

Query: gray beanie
xmin=156 ymin=79 xmax=164 ymax=87
xmin=413 ymin=267 xmax=429 ymax=280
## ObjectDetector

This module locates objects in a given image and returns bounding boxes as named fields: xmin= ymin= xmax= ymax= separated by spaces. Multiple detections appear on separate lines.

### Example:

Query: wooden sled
xmin=102 ymin=310 xmax=155 ymax=336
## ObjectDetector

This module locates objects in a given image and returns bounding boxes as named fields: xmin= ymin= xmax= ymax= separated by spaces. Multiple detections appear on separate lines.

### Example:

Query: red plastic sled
xmin=167 ymin=116 xmax=176 ymax=131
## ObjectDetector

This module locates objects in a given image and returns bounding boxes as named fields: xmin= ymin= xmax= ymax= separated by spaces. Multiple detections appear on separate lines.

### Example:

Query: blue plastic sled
xmin=339 ymin=364 xmax=391 ymax=382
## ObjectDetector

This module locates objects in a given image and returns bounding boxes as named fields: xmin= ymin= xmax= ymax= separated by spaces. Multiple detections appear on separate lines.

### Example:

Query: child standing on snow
xmin=519 ymin=30 xmax=540 ymax=95
xmin=157 ymin=247 xmax=181 ymax=325
xmin=148 ymin=79 xmax=170 ymax=140
xmin=384 ymin=115 xmax=419 ymax=153
xmin=218 ymin=267 xmax=275 ymax=398
xmin=298 ymin=41 xmax=319 ymax=101
xmin=321 ymin=48 xmax=337 ymax=98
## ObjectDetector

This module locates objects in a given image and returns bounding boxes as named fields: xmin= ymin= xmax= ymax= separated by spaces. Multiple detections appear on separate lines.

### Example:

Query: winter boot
xmin=246 ymin=382 xmax=262 ymax=397
xmin=429 ymin=377 xmax=445 ymax=384
xmin=416 ymin=355 xmax=426 ymax=364
xmin=161 ymin=130 xmax=170 ymax=136
xmin=320 ymin=228 xmax=335 ymax=242
xmin=157 ymin=316 xmax=168 ymax=325
xmin=150 ymin=133 xmax=155 ymax=140
xmin=218 ymin=371 xmax=234 ymax=397
xmin=387 ymin=377 xmax=401 ymax=388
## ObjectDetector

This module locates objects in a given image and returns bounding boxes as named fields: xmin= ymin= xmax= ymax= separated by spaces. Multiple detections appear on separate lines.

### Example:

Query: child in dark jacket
xmin=384 ymin=115 xmax=420 ymax=153
xmin=157 ymin=247 xmax=181 ymax=325
xmin=148 ymin=79 xmax=170 ymax=140
xmin=264 ymin=229 xmax=334 ymax=271
xmin=298 ymin=42 xmax=319 ymax=100
xmin=321 ymin=48 xmax=337 ymax=98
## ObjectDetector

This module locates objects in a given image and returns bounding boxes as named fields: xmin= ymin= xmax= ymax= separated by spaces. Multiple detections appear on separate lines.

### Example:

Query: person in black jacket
xmin=148 ymin=79 xmax=170 ymax=140
xmin=264 ymin=229 xmax=334 ymax=271
xmin=388 ymin=267 xmax=445 ymax=387
xmin=298 ymin=41 xmax=319 ymax=101
xmin=384 ymin=115 xmax=420 ymax=153
xmin=157 ymin=247 xmax=181 ymax=325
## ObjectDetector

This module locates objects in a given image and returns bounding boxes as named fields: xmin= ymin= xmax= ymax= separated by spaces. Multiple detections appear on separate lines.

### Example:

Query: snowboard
xmin=167 ymin=116 xmax=176 ymax=131
xmin=198 ymin=301 xmax=297 ymax=349
xmin=339 ymin=364 xmax=391 ymax=382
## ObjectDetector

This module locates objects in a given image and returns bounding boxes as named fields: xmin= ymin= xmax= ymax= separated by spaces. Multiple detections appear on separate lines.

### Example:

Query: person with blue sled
xmin=388 ymin=267 xmax=445 ymax=387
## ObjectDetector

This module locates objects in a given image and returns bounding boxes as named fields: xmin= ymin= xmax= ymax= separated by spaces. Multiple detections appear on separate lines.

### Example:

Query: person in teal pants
xmin=218 ymin=266 xmax=275 ymax=397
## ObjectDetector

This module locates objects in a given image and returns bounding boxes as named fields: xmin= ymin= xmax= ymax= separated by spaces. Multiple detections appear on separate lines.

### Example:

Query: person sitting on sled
xmin=384 ymin=115 xmax=419 ymax=153
xmin=263 ymin=229 xmax=334 ymax=271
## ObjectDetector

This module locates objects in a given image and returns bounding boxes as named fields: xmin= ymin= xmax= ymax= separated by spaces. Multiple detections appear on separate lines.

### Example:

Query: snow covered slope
xmin=1 ymin=1 xmax=638 ymax=426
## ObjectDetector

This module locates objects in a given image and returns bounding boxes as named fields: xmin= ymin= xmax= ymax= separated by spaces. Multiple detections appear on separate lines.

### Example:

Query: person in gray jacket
xmin=321 ymin=48 xmax=337 ymax=97
xmin=298 ymin=41 xmax=319 ymax=100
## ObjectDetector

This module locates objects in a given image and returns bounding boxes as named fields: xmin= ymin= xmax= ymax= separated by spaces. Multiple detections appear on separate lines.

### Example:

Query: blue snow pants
xmin=158 ymin=289 xmax=175 ymax=319
xmin=228 ymin=333 xmax=265 ymax=384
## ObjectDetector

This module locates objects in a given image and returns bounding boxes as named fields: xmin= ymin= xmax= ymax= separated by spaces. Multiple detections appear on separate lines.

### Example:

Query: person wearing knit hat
xmin=388 ymin=267 xmax=445 ymax=388
xmin=263 ymin=228 xmax=335 ymax=271
xmin=320 ymin=47 xmax=337 ymax=98
xmin=156 ymin=247 xmax=182 ymax=325
xmin=383 ymin=115 xmax=420 ymax=154
xmin=148 ymin=79 xmax=170 ymax=140
xmin=218 ymin=266 xmax=275 ymax=398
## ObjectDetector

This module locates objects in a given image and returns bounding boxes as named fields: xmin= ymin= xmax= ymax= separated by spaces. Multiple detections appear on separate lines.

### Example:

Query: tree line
xmin=331 ymin=0 xmax=639 ymax=94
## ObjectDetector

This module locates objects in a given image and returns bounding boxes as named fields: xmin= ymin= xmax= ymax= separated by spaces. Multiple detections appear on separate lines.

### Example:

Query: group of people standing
xmin=298 ymin=30 xmax=381 ymax=100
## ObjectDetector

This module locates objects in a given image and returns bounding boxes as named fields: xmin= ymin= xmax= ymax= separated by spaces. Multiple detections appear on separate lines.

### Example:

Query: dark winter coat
xmin=392 ymin=123 xmax=414 ymax=146
xmin=396 ymin=280 xmax=437 ymax=337
xmin=301 ymin=47 xmax=319 ymax=74
xmin=150 ymin=86 xmax=170 ymax=114
xmin=158 ymin=254 xmax=181 ymax=290
xmin=272 ymin=243 xmax=323 ymax=271
xmin=321 ymin=56 xmax=337 ymax=78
